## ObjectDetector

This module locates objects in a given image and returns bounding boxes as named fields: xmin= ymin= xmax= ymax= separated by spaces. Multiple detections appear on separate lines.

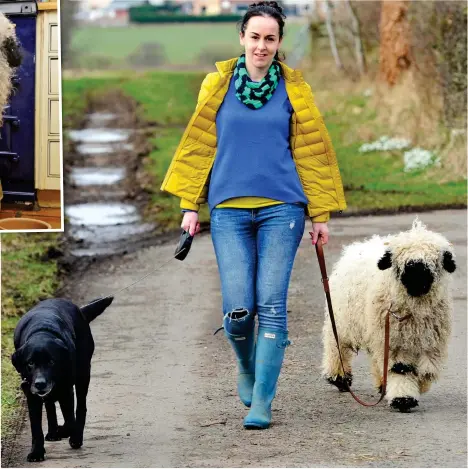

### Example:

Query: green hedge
xmin=129 ymin=9 xmax=242 ymax=23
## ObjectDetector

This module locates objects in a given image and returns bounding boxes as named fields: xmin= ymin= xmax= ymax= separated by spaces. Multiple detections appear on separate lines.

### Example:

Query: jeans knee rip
xmin=225 ymin=308 xmax=250 ymax=321
xmin=223 ymin=308 xmax=254 ymax=337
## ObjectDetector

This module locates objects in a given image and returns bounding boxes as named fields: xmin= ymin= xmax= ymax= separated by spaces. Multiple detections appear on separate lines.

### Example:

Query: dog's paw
xmin=27 ymin=449 xmax=46 ymax=462
xmin=69 ymin=436 xmax=83 ymax=449
xmin=57 ymin=425 xmax=70 ymax=438
xmin=326 ymin=373 xmax=353 ymax=392
xmin=390 ymin=396 xmax=419 ymax=413
xmin=45 ymin=430 xmax=61 ymax=441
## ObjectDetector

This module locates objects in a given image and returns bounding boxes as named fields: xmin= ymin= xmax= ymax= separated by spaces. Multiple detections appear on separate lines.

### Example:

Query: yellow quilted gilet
xmin=161 ymin=58 xmax=347 ymax=222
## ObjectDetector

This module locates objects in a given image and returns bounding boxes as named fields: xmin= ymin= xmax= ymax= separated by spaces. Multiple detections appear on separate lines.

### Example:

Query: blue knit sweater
xmin=207 ymin=75 xmax=308 ymax=212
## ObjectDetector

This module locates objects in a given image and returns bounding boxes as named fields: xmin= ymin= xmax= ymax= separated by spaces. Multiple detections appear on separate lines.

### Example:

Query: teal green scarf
xmin=233 ymin=54 xmax=281 ymax=110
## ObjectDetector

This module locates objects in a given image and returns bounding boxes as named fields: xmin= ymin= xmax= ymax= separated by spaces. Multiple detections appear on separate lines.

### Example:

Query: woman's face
xmin=240 ymin=15 xmax=282 ymax=71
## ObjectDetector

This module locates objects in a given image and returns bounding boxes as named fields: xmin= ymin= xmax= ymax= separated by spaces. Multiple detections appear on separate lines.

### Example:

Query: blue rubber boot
xmin=223 ymin=309 xmax=256 ymax=407
xmin=243 ymin=328 xmax=290 ymax=429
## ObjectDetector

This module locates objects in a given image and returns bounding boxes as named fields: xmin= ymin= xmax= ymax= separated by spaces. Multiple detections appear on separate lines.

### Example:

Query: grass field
xmin=1 ymin=234 xmax=61 ymax=439
xmin=70 ymin=23 xmax=306 ymax=69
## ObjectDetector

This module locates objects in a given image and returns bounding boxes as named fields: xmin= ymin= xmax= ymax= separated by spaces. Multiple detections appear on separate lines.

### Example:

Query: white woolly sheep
xmin=0 ymin=12 xmax=22 ymax=125
xmin=322 ymin=218 xmax=456 ymax=412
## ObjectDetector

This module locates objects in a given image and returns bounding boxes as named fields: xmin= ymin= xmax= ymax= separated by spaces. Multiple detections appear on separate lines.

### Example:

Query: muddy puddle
xmin=68 ymin=128 xmax=132 ymax=144
xmin=70 ymin=168 xmax=126 ymax=186
xmin=75 ymin=142 xmax=134 ymax=156
xmin=65 ymin=109 xmax=157 ymax=258
xmin=67 ymin=203 xmax=140 ymax=226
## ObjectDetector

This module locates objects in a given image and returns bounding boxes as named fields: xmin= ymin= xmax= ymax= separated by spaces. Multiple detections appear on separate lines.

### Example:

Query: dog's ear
xmin=378 ymin=250 xmax=392 ymax=270
xmin=11 ymin=345 xmax=25 ymax=373
xmin=443 ymin=251 xmax=456 ymax=273
xmin=53 ymin=338 xmax=73 ymax=357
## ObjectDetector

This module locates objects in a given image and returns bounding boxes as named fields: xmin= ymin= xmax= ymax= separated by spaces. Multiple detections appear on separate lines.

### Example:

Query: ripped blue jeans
xmin=210 ymin=203 xmax=306 ymax=332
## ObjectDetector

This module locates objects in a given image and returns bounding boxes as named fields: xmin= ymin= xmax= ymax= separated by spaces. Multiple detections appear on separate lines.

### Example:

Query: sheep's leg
xmin=386 ymin=360 xmax=420 ymax=412
xmin=371 ymin=359 xmax=384 ymax=392
xmin=418 ymin=378 xmax=432 ymax=394
xmin=417 ymin=352 xmax=443 ymax=394
xmin=322 ymin=324 xmax=354 ymax=392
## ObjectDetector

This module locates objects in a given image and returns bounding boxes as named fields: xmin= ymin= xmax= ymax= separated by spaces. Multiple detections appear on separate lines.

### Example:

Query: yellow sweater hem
xmin=215 ymin=197 xmax=284 ymax=209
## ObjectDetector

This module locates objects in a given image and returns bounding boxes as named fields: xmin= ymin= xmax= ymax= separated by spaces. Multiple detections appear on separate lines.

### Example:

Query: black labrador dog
xmin=11 ymin=296 xmax=113 ymax=462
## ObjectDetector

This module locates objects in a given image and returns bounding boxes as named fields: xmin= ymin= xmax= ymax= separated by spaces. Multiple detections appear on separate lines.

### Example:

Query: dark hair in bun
xmin=238 ymin=1 xmax=286 ymax=61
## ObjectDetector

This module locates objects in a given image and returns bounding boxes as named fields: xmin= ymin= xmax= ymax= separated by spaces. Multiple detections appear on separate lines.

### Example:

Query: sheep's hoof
xmin=390 ymin=397 xmax=419 ymax=412
xmin=326 ymin=373 xmax=352 ymax=392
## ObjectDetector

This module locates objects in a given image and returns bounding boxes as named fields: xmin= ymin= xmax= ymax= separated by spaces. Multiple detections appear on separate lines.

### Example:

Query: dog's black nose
xmin=34 ymin=379 xmax=47 ymax=391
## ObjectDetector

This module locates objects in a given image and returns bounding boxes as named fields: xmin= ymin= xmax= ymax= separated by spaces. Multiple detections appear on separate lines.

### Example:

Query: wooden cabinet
xmin=35 ymin=4 xmax=61 ymax=191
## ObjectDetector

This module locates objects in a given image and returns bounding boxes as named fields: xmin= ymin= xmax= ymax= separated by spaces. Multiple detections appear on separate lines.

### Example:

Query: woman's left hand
xmin=311 ymin=222 xmax=329 ymax=245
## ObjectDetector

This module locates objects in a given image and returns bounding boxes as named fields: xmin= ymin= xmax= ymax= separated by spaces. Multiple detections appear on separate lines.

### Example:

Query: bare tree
xmin=323 ymin=0 xmax=343 ymax=70
xmin=345 ymin=0 xmax=367 ymax=75
xmin=379 ymin=0 xmax=412 ymax=86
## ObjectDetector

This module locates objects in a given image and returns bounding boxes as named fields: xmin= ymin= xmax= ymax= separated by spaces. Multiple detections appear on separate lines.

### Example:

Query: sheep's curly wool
xmin=322 ymin=218 xmax=456 ymax=412
xmin=0 ymin=13 xmax=20 ymax=126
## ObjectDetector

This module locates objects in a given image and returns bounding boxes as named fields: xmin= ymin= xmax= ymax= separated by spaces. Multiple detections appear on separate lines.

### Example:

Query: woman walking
xmin=161 ymin=1 xmax=346 ymax=429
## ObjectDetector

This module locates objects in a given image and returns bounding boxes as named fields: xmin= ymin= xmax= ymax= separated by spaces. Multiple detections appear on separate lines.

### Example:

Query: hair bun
xmin=248 ymin=1 xmax=285 ymax=17
xmin=265 ymin=1 xmax=284 ymax=14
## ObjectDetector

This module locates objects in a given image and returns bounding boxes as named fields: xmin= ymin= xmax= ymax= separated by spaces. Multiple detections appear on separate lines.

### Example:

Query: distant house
xmin=78 ymin=0 xmax=327 ymax=22
xmin=223 ymin=0 xmax=249 ymax=14
xmin=191 ymin=0 xmax=221 ymax=15
xmin=197 ymin=0 xmax=324 ymax=17
xmin=170 ymin=0 xmax=193 ymax=14
xmin=279 ymin=0 xmax=325 ymax=18
xmin=104 ymin=0 xmax=147 ymax=22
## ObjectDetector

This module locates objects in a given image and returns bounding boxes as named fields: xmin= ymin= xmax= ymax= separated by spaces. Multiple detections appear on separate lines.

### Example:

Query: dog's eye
xmin=48 ymin=360 xmax=55 ymax=366
xmin=27 ymin=361 xmax=34 ymax=368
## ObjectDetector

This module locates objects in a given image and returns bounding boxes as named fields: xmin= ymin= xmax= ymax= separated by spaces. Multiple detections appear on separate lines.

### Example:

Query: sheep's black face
xmin=400 ymin=260 xmax=434 ymax=297
xmin=1 ymin=35 xmax=22 ymax=68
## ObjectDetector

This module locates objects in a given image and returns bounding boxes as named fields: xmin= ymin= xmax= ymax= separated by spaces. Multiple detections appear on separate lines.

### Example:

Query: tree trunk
xmin=324 ymin=0 xmax=343 ymax=70
xmin=379 ymin=0 xmax=412 ymax=86
xmin=345 ymin=0 xmax=367 ymax=75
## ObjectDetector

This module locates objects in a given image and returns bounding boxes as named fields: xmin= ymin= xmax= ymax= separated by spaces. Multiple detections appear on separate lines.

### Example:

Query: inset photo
xmin=0 ymin=0 xmax=62 ymax=231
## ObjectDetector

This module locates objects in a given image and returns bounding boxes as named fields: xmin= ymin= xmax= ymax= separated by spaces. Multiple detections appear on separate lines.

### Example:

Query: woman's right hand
xmin=181 ymin=211 xmax=201 ymax=236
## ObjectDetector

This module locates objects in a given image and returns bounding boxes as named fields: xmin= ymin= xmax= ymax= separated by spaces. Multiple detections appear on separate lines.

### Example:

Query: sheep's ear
xmin=443 ymin=251 xmax=456 ymax=273
xmin=378 ymin=250 xmax=392 ymax=270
